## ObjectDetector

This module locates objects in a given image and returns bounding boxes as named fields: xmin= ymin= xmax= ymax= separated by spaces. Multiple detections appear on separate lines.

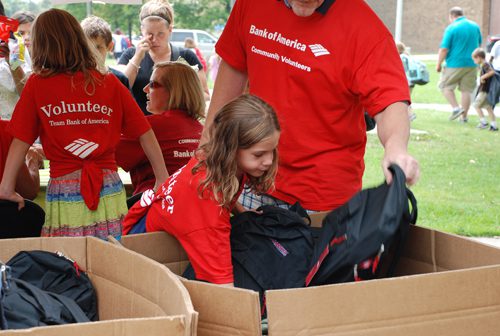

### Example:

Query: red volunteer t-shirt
xmin=124 ymin=157 xmax=245 ymax=284
xmin=217 ymin=0 xmax=410 ymax=210
xmin=8 ymin=72 xmax=150 ymax=209
xmin=0 ymin=120 xmax=12 ymax=180
xmin=116 ymin=109 xmax=202 ymax=194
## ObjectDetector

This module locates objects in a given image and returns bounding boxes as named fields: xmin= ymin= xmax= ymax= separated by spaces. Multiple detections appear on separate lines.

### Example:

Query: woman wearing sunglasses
xmin=116 ymin=61 xmax=204 ymax=195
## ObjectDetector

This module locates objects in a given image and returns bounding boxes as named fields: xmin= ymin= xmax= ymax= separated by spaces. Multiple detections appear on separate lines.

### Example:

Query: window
xmin=198 ymin=33 xmax=216 ymax=44
xmin=171 ymin=31 xmax=193 ymax=43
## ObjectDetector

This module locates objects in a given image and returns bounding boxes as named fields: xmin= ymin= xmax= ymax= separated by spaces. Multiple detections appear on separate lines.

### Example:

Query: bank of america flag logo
xmin=308 ymin=44 xmax=330 ymax=57
xmin=64 ymin=138 xmax=99 ymax=159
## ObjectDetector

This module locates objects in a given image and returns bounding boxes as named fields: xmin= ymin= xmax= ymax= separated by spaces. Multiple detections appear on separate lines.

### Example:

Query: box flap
xmin=398 ymin=226 xmax=500 ymax=275
xmin=86 ymin=237 xmax=196 ymax=336
xmin=181 ymin=279 xmax=261 ymax=336
xmin=0 ymin=237 xmax=88 ymax=269
xmin=121 ymin=232 xmax=262 ymax=336
xmin=267 ymin=265 xmax=500 ymax=335
xmin=120 ymin=232 xmax=188 ymax=265
xmin=0 ymin=316 xmax=186 ymax=335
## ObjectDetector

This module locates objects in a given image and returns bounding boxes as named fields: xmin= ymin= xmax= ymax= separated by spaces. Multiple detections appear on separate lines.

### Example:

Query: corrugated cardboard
xmin=121 ymin=215 xmax=500 ymax=336
xmin=120 ymin=232 xmax=261 ymax=336
xmin=0 ymin=237 xmax=198 ymax=336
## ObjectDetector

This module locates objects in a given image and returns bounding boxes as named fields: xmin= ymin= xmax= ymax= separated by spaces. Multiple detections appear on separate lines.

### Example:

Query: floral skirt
xmin=42 ymin=169 xmax=127 ymax=240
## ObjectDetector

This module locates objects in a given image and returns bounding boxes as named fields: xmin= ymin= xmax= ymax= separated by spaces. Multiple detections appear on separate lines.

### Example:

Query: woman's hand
xmin=0 ymin=188 xmax=25 ymax=210
xmin=135 ymin=37 xmax=151 ymax=59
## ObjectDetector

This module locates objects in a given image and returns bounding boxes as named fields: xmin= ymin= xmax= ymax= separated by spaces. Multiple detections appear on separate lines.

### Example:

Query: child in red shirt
xmin=116 ymin=61 xmax=204 ymax=194
xmin=123 ymin=94 xmax=281 ymax=285
xmin=0 ymin=9 xmax=168 ymax=239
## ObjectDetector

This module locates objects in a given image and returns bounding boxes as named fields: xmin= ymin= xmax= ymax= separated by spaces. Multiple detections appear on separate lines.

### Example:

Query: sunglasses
xmin=148 ymin=80 xmax=163 ymax=89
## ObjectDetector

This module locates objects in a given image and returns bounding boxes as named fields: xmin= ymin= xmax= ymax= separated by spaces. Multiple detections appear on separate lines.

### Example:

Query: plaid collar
xmin=282 ymin=0 xmax=336 ymax=15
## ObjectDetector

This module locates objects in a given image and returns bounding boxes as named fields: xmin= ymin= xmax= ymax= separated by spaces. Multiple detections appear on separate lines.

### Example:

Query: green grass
xmin=362 ymin=109 xmax=499 ymax=237
xmin=360 ymin=58 xmax=500 ymax=237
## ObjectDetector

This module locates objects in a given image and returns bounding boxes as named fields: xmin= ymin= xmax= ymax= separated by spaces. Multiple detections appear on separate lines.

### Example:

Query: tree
xmin=2 ymin=0 xmax=51 ymax=16
xmin=2 ymin=0 xmax=231 ymax=38
xmin=171 ymin=0 xmax=230 ymax=33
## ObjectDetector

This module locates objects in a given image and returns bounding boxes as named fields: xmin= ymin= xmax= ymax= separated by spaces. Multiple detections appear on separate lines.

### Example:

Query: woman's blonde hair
xmin=153 ymin=61 xmax=205 ymax=119
xmin=140 ymin=0 xmax=174 ymax=25
xmin=30 ymin=9 xmax=104 ymax=94
xmin=194 ymin=94 xmax=280 ymax=209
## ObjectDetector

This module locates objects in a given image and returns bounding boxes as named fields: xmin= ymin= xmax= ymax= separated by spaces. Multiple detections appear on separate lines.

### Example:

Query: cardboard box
xmin=0 ymin=237 xmax=198 ymax=336
xmin=120 ymin=214 xmax=500 ymax=336
xmin=120 ymin=232 xmax=261 ymax=336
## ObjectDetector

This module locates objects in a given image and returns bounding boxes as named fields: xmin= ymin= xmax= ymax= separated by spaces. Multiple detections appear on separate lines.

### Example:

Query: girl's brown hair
xmin=30 ymin=9 xmax=104 ymax=94
xmin=153 ymin=61 xmax=205 ymax=120
xmin=194 ymin=94 xmax=280 ymax=209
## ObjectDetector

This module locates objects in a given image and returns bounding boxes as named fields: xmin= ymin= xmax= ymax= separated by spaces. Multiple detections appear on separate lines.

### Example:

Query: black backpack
xmin=230 ymin=204 xmax=314 ymax=314
xmin=0 ymin=250 xmax=98 ymax=330
xmin=305 ymin=164 xmax=417 ymax=287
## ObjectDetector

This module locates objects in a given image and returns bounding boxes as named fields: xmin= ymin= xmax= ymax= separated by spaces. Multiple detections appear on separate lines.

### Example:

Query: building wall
xmin=490 ymin=0 xmax=500 ymax=36
xmin=365 ymin=0 xmax=492 ymax=54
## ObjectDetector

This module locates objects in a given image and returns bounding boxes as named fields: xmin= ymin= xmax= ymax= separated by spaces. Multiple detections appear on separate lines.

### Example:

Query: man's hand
xmin=374 ymin=102 xmax=420 ymax=186
xmin=381 ymin=149 xmax=420 ymax=186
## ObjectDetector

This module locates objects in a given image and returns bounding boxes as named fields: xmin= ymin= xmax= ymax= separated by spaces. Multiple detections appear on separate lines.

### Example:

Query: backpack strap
xmin=288 ymin=202 xmax=311 ymax=225
xmin=0 ymin=263 xmax=10 ymax=330
xmin=12 ymin=279 xmax=90 ymax=325
xmin=384 ymin=187 xmax=418 ymax=277
xmin=170 ymin=44 xmax=180 ymax=61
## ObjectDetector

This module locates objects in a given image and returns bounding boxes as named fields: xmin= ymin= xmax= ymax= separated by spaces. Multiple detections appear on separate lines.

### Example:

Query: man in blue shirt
xmin=436 ymin=7 xmax=482 ymax=121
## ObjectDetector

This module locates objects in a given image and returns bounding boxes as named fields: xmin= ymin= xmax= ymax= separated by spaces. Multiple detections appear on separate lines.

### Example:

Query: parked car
xmin=170 ymin=29 xmax=218 ymax=60
xmin=486 ymin=34 xmax=500 ymax=53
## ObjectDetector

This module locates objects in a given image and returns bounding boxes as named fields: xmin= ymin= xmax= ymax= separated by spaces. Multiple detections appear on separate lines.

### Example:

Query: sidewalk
xmin=413 ymin=103 xmax=500 ymax=115
xmin=470 ymin=237 xmax=500 ymax=248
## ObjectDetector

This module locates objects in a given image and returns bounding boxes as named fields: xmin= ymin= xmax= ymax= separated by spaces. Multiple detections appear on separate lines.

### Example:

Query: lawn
xmin=362 ymin=59 xmax=499 ymax=236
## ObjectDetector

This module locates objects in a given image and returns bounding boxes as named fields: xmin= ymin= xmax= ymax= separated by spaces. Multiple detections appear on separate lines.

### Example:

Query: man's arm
xmin=436 ymin=48 xmax=448 ymax=72
xmin=200 ymin=60 xmax=248 ymax=145
xmin=374 ymin=102 xmax=420 ymax=185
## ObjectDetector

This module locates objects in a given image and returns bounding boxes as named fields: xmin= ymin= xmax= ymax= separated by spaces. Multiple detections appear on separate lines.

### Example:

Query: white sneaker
xmin=449 ymin=108 xmax=464 ymax=121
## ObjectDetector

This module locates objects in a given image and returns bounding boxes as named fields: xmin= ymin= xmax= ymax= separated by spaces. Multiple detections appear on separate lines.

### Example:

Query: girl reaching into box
xmin=123 ymin=94 xmax=281 ymax=286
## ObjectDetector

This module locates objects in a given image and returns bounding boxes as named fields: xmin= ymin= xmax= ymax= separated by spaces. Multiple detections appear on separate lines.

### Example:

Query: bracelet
xmin=129 ymin=60 xmax=141 ymax=71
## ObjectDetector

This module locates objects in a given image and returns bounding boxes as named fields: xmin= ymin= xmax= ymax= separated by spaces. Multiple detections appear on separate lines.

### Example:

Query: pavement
xmin=413 ymin=103 xmax=500 ymax=114
xmin=469 ymin=237 xmax=500 ymax=248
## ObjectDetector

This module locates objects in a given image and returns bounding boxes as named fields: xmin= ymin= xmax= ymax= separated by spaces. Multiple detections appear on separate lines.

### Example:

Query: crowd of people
xmin=0 ymin=0 xmax=497 ymax=285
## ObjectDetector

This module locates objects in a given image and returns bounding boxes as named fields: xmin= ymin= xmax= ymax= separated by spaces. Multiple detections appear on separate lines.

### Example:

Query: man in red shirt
xmin=203 ymin=0 xmax=420 ymax=212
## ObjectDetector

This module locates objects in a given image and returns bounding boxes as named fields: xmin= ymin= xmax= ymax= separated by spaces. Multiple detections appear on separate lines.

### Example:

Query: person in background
xmin=0 ymin=120 xmax=41 ymax=200
xmin=208 ymin=52 xmax=221 ymax=83
xmin=0 ymin=9 xmax=168 ymax=239
xmin=123 ymin=94 xmax=280 ymax=286
xmin=490 ymin=40 xmax=500 ymax=71
xmin=184 ymin=37 xmax=207 ymax=71
xmin=0 ymin=7 xmax=34 ymax=119
xmin=116 ymin=61 xmax=204 ymax=194
xmin=11 ymin=11 xmax=35 ymax=50
xmin=396 ymin=41 xmax=416 ymax=122
xmin=112 ymin=28 xmax=127 ymax=60
xmin=202 ymin=0 xmax=419 ymax=213
xmin=81 ymin=15 xmax=129 ymax=88
xmin=118 ymin=0 xmax=210 ymax=115
xmin=472 ymin=48 xmax=498 ymax=131
xmin=436 ymin=6 xmax=482 ymax=122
